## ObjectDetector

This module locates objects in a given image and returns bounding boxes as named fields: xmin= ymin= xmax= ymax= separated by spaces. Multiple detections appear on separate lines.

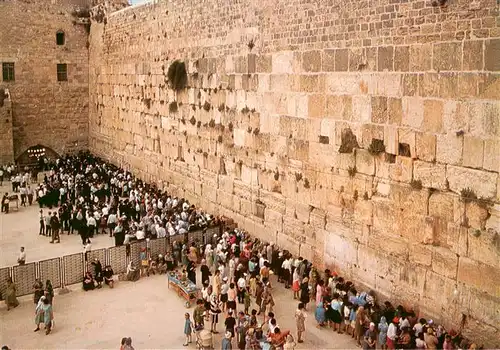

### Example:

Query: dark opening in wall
xmin=399 ymin=143 xmax=411 ymax=157
xmin=56 ymin=31 xmax=65 ymax=45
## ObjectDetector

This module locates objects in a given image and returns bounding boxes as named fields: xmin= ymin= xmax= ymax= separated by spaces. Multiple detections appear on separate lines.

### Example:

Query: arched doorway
xmin=16 ymin=144 xmax=59 ymax=168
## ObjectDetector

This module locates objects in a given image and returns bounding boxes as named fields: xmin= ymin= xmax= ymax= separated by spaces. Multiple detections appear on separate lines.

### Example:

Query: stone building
xmin=0 ymin=0 xmax=92 ymax=164
xmin=3 ymin=0 xmax=500 ymax=346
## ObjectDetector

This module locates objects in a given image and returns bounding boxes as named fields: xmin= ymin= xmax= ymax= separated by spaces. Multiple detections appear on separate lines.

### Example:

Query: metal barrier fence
xmin=0 ymin=226 xmax=221 ymax=299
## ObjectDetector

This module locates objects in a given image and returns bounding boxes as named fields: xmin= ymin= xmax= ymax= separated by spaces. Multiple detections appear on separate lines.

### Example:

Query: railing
xmin=0 ymin=226 xmax=221 ymax=299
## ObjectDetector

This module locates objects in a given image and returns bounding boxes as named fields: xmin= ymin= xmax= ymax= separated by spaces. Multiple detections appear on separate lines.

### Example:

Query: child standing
xmin=183 ymin=312 xmax=193 ymax=346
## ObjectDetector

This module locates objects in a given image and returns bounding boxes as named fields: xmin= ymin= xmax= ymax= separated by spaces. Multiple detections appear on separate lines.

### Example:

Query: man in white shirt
xmin=17 ymin=247 xmax=26 ymax=265
xmin=237 ymin=274 xmax=247 ymax=303
xmin=87 ymin=214 xmax=97 ymax=237
xmin=157 ymin=224 xmax=166 ymax=238
xmin=281 ymin=257 xmax=292 ymax=288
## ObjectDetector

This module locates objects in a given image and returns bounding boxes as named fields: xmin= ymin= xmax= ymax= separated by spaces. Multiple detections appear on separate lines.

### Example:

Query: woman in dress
xmin=4 ymin=277 xmax=19 ymax=310
xmin=34 ymin=296 xmax=46 ymax=332
xmin=378 ymin=316 xmax=389 ymax=349
xmin=41 ymin=297 xmax=54 ymax=335
xmin=294 ymin=303 xmax=306 ymax=343
xmin=315 ymin=280 xmax=324 ymax=305
xmin=315 ymin=301 xmax=326 ymax=327
xmin=291 ymin=268 xmax=300 ymax=300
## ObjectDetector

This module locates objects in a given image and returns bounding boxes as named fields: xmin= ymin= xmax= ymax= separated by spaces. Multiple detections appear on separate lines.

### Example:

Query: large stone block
xmin=483 ymin=138 xmax=499 ymax=172
xmin=457 ymin=257 xmax=500 ymax=297
xmin=431 ymin=246 xmax=458 ymax=279
xmin=352 ymin=95 xmax=372 ymax=122
xmin=415 ymin=132 xmax=436 ymax=162
xmin=433 ymin=42 xmax=462 ymax=71
xmin=355 ymin=148 xmax=375 ymax=175
xmin=302 ymin=50 xmax=322 ymax=72
xmin=485 ymin=38 xmax=500 ymax=71
xmin=402 ymin=97 xmax=423 ymax=128
xmin=414 ymin=160 xmax=447 ymax=190
xmin=378 ymin=46 xmax=394 ymax=71
xmin=325 ymin=95 xmax=352 ymax=120
xmin=409 ymin=44 xmax=432 ymax=71
xmin=436 ymin=134 xmax=463 ymax=165
xmin=447 ymin=165 xmax=498 ymax=199
xmin=409 ymin=243 xmax=432 ymax=267
xmin=389 ymin=156 xmax=413 ymax=183
xmin=423 ymin=99 xmax=444 ymax=133
xmin=463 ymin=40 xmax=484 ymax=71
xmin=272 ymin=51 xmax=293 ymax=74
xmin=335 ymin=49 xmax=349 ymax=71
xmin=462 ymin=136 xmax=484 ymax=169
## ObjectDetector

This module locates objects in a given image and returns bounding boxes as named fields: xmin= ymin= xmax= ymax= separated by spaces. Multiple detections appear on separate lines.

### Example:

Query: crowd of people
xmin=1 ymin=153 xmax=485 ymax=349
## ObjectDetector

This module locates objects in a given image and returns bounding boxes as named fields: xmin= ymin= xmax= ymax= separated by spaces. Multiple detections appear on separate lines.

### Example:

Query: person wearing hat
xmin=299 ymin=277 xmax=310 ymax=311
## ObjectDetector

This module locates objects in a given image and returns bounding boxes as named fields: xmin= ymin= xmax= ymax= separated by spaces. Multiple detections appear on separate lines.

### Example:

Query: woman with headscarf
xmin=378 ymin=316 xmax=389 ymax=349
xmin=40 ymin=297 xmax=54 ymax=335
xmin=4 ymin=277 xmax=19 ymax=310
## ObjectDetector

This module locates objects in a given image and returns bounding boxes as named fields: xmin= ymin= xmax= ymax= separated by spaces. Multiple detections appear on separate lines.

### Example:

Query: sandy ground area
xmin=0 ymin=180 xmax=358 ymax=349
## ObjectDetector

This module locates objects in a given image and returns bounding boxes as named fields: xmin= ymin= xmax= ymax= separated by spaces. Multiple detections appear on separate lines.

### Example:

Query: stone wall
xmin=0 ymin=89 xmax=14 ymax=164
xmin=0 ymin=0 xmax=90 ymax=160
xmin=88 ymin=0 xmax=500 ymax=345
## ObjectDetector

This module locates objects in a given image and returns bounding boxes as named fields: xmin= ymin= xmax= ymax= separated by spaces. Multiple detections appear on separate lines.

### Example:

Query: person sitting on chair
xmin=83 ymin=271 xmax=95 ymax=291
xmin=103 ymin=265 xmax=114 ymax=288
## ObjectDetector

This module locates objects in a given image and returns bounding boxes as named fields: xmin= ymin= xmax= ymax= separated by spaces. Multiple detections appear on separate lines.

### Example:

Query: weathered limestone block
xmin=398 ymin=128 xmax=416 ymax=158
xmin=447 ymin=165 xmax=498 ymax=199
xmin=326 ymin=73 xmax=361 ymax=95
xmin=469 ymin=100 xmax=500 ymax=138
xmin=384 ymin=125 xmax=398 ymax=155
xmin=264 ymin=208 xmax=283 ymax=231
xmin=272 ymin=51 xmax=294 ymax=74
xmin=283 ymin=216 xmax=305 ymax=239
xmin=462 ymin=136 xmax=484 ymax=169
xmin=389 ymin=156 xmax=413 ymax=183
xmin=415 ymin=132 xmax=436 ymax=162
xmin=201 ymin=184 xmax=217 ymax=203
xmin=457 ymin=257 xmax=499 ymax=297
xmin=423 ymin=99 xmax=444 ymax=133
xmin=431 ymin=246 xmax=459 ymax=279
xmin=402 ymin=96 xmax=423 ymax=128
xmin=414 ymin=160 xmax=447 ymax=190
xmin=352 ymin=95 xmax=372 ymax=123
xmin=309 ymin=208 xmax=326 ymax=230
xmin=483 ymin=138 xmax=499 ymax=172
xmin=259 ymin=191 xmax=286 ymax=214
xmin=409 ymin=44 xmax=432 ymax=71
xmin=355 ymin=149 xmax=375 ymax=175
xmin=302 ymin=50 xmax=322 ymax=72
xmin=217 ymin=190 xmax=234 ymax=209
xmin=295 ymin=202 xmax=312 ymax=224
xmin=437 ymin=134 xmax=463 ymax=165
xmin=466 ymin=201 xmax=491 ymax=230
xmin=409 ymin=243 xmax=432 ymax=267
xmin=324 ymin=231 xmax=358 ymax=271
xmin=467 ymin=226 xmax=500 ymax=268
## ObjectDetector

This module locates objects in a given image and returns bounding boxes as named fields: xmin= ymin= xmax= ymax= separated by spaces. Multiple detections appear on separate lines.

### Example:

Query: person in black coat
xmin=300 ymin=277 xmax=310 ymax=310
xmin=200 ymin=259 xmax=211 ymax=286
xmin=91 ymin=258 xmax=103 ymax=288
xmin=186 ymin=260 xmax=196 ymax=284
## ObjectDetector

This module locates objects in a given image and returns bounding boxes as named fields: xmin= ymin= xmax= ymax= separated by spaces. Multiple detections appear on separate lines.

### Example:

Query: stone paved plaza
xmin=0 ymin=182 xmax=357 ymax=349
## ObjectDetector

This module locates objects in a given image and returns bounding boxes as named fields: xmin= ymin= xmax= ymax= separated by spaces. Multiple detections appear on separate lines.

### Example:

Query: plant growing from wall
xmin=167 ymin=60 xmax=187 ymax=91
xmin=460 ymin=187 xmax=477 ymax=203
xmin=338 ymin=128 xmax=359 ymax=153
xmin=304 ymin=178 xmax=310 ymax=189
xmin=0 ymin=88 xmax=6 ymax=107
xmin=347 ymin=166 xmax=357 ymax=178
xmin=169 ymin=101 xmax=178 ymax=113
xmin=218 ymin=103 xmax=225 ymax=112
xmin=203 ymin=101 xmax=211 ymax=111
xmin=410 ymin=179 xmax=423 ymax=190
xmin=295 ymin=172 xmax=303 ymax=182
xmin=228 ymin=122 xmax=234 ymax=132
xmin=143 ymin=98 xmax=151 ymax=109
xmin=368 ymin=139 xmax=386 ymax=155
xmin=189 ymin=116 xmax=196 ymax=125
xmin=241 ymin=106 xmax=250 ymax=114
